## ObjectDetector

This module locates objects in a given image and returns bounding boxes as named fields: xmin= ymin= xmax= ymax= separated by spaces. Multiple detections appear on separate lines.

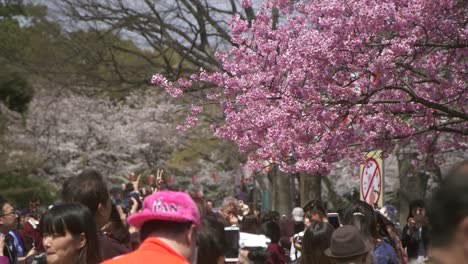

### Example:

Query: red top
xmin=267 ymin=243 xmax=287 ymax=264
xmin=101 ymin=237 xmax=189 ymax=264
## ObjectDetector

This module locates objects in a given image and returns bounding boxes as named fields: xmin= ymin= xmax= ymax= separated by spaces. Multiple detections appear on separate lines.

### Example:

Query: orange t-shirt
xmin=101 ymin=237 xmax=189 ymax=264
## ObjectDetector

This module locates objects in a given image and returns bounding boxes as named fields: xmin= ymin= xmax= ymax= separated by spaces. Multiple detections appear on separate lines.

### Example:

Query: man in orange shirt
xmin=102 ymin=191 xmax=200 ymax=264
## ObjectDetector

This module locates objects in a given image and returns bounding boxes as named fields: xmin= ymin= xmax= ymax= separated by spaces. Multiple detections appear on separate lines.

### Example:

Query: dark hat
xmin=324 ymin=225 xmax=371 ymax=258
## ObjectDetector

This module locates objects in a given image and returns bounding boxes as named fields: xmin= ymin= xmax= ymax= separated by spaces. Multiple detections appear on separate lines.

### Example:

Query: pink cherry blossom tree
xmin=152 ymin=0 xmax=467 ymax=175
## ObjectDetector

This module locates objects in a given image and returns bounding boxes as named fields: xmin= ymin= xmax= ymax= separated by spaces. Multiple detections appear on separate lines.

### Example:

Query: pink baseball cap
xmin=127 ymin=191 xmax=200 ymax=229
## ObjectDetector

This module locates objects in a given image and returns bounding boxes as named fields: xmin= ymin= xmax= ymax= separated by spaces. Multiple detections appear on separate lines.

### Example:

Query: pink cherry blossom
xmin=154 ymin=0 xmax=467 ymax=175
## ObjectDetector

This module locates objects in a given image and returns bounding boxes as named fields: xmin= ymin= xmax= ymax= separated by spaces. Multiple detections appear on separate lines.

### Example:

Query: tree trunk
xmin=300 ymin=173 xmax=322 ymax=207
xmin=397 ymin=152 xmax=429 ymax=225
xmin=269 ymin=166 xmax=292 ymax=215
xmin=322 ymin=176 xmax=348 ymax=211
xmin=278 ymin=169 xmax=293 ymax=215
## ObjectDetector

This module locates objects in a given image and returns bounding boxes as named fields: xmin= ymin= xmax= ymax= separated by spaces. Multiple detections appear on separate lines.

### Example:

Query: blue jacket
xmin=375 ymin=239 xmax=399 ymax=264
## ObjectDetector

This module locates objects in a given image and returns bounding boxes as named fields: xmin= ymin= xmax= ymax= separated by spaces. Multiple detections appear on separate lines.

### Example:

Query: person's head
xmin=62 ymin=169 xmax=111 ymax=229
xmin=0 ymin=196 xmax=18 ymax=233
xmin=375 ymin=211 xmax=392 ymax=239
xmin=128 ymin=191 xmax=200 ymax=261
xmin=342 ymin=200 xmax=377 ymax=239
xmin=222 ymin=200 xmax=239 ymax=226
xmin=428 ymin=160 xmax=468 ymax=264
xmin=260 ymin=211 xmax=280 ymax=223
xmin=30 ymin=194 xmax=41 ymax=214
xmin=40 ymin=203 xmax=100 ymax=264
xmin=301 ymin=221 xmax=334 ymax=264
xmin=197 ymin=216 xmax=227 ymax=264
xmin=324 ymin=225 xmax=371 ymax=264
xmin=292 ymin=207 xmax=304 ymax=223
xmin=408 ymin=199 xmax=426 ymax=219
xmin=378 ymin=205 xmax=398 ymax=224
xmin=304 ymin=213 xmax=313 ymax=228
xmin=206 ymin=200 xmax=214 ymax=210
xmin=303 ymin=200 xmax=327 ymax=222
xmin=34 ymin=205 xmax=48 ymax=221
xmin=240 ymin=214 xmax=259 ymax=234
xmin=193 ymin=197 xmax=207 ymax=217
xmin=259 ymin=220 xmax=280 ymax=244
xmin=221 ymin=196 xmax=237 ymax=209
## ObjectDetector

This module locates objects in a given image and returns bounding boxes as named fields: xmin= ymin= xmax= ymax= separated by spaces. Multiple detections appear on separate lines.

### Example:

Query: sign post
xmin=360 ymin=150 xmax=384 ymax=208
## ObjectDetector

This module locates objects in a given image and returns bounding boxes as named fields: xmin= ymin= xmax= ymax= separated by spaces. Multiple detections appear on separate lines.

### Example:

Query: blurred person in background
xmin=376 ymin=210 xmax=407 ymax=264
xmin=293 ymin=220 xmax=334 ymax=264
xmin=260 ymin=220 xmax=286 ymax=264
xmin=240 ymin=214 xmax=260 ymax=235
xmin=280 ymin=207 xmax=303 ymax=261
xmin=205 ymin=200 xmax=214 ymax=213
xmin=427 ymin=160 xmax=468 ymax=264
xmin=221 ymin=197 xmax=239 ymax=227
xmin=343 ymin=200 xmax=398 ymax=264
xmin=196 ymin=216 xmax=226 ymax=264
xmin=21 ymin=206 xmax=47 ymax=254
xmin=303 ymin=200 xmax=328 ymax=223
xmin=401 ymin=200 xmax=429 ymax=263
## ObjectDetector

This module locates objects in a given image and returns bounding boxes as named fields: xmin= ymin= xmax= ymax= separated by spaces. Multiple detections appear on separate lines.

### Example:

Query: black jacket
xmin=401 ymin=224 xmax=429 ymax=259
xmin=3 ymin=234 xmax=18 ymax=264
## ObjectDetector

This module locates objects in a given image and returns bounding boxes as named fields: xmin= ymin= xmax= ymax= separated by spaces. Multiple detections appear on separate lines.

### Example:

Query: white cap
xmin=292 ymin=207 xmax=304 ymax=222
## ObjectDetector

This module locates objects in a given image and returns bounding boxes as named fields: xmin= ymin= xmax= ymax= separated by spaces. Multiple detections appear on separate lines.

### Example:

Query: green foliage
xmin=202 ymin=183 xmax=231 ymax=203
xmin=0 ymin=1 xmax=34 ymax=113
xmin=167 ymin=137 xmax=220 ymax=171
xmin=0 ymin=173 xmax=57 ymax=209
xmin=0 ymin=0 xmax=24 ymax=19
xmin=167 ymin=135 xmax=244 ymax=174
xmin=0 ymin=1 xmax=161 ymax=104
xmin=0 ymin=73 xmax=33 ymax=112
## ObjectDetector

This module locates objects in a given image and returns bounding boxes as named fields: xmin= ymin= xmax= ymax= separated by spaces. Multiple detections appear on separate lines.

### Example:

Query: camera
xmin=118 ymin=197 xmax=134 ymax=215
xmin=114 ymin=192 xmax=141 ymax=215
xmin=293 ymin=231 xmax=304 ymax=244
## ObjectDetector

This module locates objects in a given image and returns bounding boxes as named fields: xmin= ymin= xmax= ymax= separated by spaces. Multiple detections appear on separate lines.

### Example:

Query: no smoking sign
xmin=360 ymin=151 xmax=384 ymax=208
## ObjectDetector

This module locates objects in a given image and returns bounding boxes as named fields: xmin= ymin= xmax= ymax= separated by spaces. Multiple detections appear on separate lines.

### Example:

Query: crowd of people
xmin=0 ymin=160 xmax=467 ymax=264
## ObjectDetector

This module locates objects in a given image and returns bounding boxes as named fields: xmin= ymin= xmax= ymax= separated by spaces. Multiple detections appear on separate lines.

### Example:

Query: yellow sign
xmin=360 ymin=150 xmax=384 ymax=208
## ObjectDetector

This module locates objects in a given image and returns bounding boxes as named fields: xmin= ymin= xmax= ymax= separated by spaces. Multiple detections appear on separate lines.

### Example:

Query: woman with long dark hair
xmin=343 ymin=200 xmax=399 ymax=264
xmin=298 ymin=221 xmax=334 ymax=264
xmin=38 ymin=203 xmax=100 ymax=264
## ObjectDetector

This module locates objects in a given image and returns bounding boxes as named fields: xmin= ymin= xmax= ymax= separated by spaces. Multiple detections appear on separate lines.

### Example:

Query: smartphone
xmin=327 ymin=212 xmax=341 ymax=229
xmin=224 ymin=226 xmax=240 ymax=262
